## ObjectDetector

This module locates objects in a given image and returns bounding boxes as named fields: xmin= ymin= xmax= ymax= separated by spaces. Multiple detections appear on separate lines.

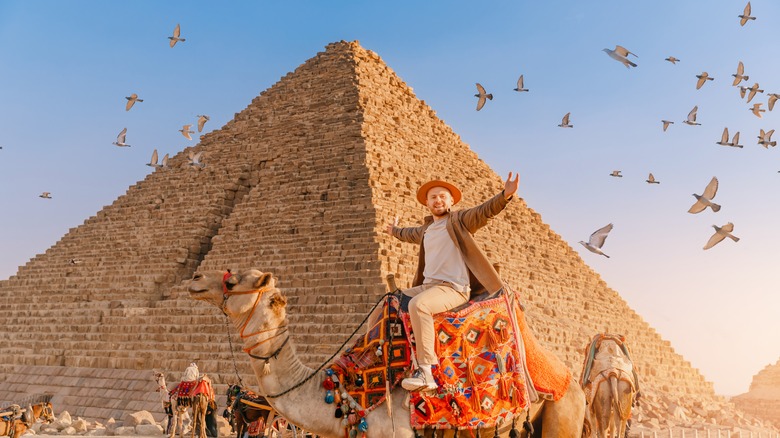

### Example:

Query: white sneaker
xmin=401 ymin=368 xmax=437 ymax=392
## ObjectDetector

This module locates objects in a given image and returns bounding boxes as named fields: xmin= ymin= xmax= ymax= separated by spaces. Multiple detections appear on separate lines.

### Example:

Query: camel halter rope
xmin=221 ymin=270 xmax=394 ymax=399
xmin=221 ymin=271 xmax=289 ymax=379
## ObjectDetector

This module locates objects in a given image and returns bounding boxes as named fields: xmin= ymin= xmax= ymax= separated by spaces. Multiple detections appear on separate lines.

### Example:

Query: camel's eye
xmin=193 ymin=274 xmax=203 ymax=281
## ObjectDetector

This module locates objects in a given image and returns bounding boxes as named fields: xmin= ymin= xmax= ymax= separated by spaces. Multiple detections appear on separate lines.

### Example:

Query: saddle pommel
xmin=385 ymin=274 xmax=398 ymax=292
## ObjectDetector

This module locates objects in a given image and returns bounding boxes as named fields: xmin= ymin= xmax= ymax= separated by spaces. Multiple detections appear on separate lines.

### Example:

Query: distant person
xmin=386 ymin=173 xmax=519 ymax=391
xmin=182 ymin=362 xmax=200 ymax=382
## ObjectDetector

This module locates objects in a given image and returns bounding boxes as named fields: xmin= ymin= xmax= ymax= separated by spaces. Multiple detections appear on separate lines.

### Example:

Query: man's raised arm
xmin=385 ymin=216 xmax=425 ymax=244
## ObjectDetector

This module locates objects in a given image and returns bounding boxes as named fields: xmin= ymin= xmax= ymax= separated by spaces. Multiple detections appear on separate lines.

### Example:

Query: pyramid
xmin=733 ymin=359 xmax=780 ymax=426
xmin=0 ymin=41 xmax=722 ymax=421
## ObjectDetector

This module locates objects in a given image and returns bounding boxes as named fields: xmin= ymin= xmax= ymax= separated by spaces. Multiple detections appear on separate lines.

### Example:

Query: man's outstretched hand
xmin=385 ymin=216 xmax=399 ymax=235
xmin=504 ymin=172 xmax=519 ymax=200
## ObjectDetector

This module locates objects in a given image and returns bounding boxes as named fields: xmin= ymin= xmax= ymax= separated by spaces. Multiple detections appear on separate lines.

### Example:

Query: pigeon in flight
xmin=768 ymin=93 xmax=779 ymax=111
xmin=160 ymin=153 xmax=169 ymax=168
xmin=716 ymin=127 xmax=732 ymax=146
xmin=695 ymin=72 xmax=714 ymax=90
xmin=474 ymin=83 xmax=492 ymax=111
xmin=610 ymin=170 xmax=623 ymax=178
xmin=39 ymin=192 xmax=52 ymax=199
xmin=739 ymin=2 xmax=756 ymax=26
xmin=112 ymin=128 xmax=131 ymax=147
xmin=179 ymin=124 xmax=195 ymax=140
xmin=125 ymin=93 xmax=143 ymax=111
xmin=758 ymin=129 xmax=776 ymax=148
xmin=579 ymin=223 xmax=613 ymax=258
xmin=197 ymin=115 xmax=210 ymax=132
xmin=729 ymin=131 xmax=743 ymax=148
xmin=731 ymin=61 xmax=749 ymax=86
xmin=558 ymin=112 xmax=573 ymax=128
xmin=661 ymin=120 xmax=674 ymax=131
xmin=688 ymin=177 xmax=721 ymax=213
xmin=68 ymin=258 xmax=83 ymax=265
xmin=745 ymin=83 xmax=764 ymax=103
xmin=602 ymin=45 xmax=637 ymax=68
xmin=646 ymin=173 xmax=660 ymax=184
xmin=169 ymin=23 xmax=186 ymax=48
xmin=683 ymin=106 xmax=701 ymax=126
xmin=146 ymin=149 xmax=163 ymax=169
xmin=703 ymin=222 xmax=740 ymax=250
xmin=750 ymin=103 xmax=765 ymax=118
xmin=739 ymin=86 xmax=748 ymax=99
xmin=513 ymin=75 xmax=529 ymax=93
xmin=665 ymin=56 xmax=680 ymax=64
xmin=188 ymin=151 xmax=205 ymax=169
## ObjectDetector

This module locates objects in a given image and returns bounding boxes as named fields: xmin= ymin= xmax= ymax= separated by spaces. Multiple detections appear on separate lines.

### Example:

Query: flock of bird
xmin=34 ymin=24 xmax=210 ymax=201
xmin=472 ymin=3 xmax=765 ymax=256
xmin=12 ymin=7 xmax=768 ymax=256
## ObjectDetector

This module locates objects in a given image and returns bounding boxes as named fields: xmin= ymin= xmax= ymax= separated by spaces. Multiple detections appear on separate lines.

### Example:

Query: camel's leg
xmin=262 ymin=408 xmax=277 ymax=438
xmin=540 ymin=379 xmax=586 ymax=438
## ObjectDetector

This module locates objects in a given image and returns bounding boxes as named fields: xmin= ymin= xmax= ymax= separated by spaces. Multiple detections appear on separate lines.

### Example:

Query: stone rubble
xmin=26 ymin=410 xmax=231 ymax=437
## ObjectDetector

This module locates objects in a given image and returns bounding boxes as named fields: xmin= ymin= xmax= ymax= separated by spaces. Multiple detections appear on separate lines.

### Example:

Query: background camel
xmin=580 ymin=335 xmax=637 ymax=438
xmin=0 ymin=401 xmax=54 ymax=438
xmin=188 ymin=269 xmax=585 ymax=437
xmin=154 ymin=371 xmax=212 ymax=438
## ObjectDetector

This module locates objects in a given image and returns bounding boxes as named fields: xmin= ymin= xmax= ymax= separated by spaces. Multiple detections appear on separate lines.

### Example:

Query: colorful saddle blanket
xmin=170 ymin=379 xmax=215 ymax=404
xmin=325 ymin=289 xmax=572 ymax=431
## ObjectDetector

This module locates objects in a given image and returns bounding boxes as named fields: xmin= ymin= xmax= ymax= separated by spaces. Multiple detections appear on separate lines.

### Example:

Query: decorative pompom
xmin=323 ymin=379 xmax=335 ymax=390
xmin=358 ymin=418 xmax=368 ymax=432
xmin=523 ymin=419 xmax=534 ymax=435
xmin=348 ymin=413 xmax=357 ymax=425
xmin=508 ymin=427 xmax=519 ymax=438
xmin=355 ymin=375 xmax=364 ymax=386
xmin=324 ymin=390 xmax=334 ymax=404
xmin=348 ymin=428 xmax=357 ymax=438
xmin=334 ymin=407 xmax=342 ymax=418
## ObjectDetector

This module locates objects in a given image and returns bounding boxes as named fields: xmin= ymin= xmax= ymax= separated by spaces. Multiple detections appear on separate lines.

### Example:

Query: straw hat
xmin=416 ymin=180 xmax=462 ymax=205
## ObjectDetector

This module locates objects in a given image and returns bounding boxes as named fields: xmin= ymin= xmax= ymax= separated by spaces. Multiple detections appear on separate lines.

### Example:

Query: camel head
xmin=188 ymin=269 xmax=288 ymax=332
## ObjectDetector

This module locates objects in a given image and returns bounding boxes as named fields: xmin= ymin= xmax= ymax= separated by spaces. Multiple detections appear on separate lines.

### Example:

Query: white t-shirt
xmin=422 ymin=218 xmax=469 ymax=291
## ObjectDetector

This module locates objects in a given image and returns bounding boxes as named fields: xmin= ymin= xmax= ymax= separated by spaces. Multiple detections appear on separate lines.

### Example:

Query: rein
xmin=221 ymin=272 xmax=288 ymax=354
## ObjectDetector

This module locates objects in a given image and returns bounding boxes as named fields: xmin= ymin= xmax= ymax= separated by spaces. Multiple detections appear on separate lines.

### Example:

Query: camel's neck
xmin=239 ymin=322 xmax=350 ymax=437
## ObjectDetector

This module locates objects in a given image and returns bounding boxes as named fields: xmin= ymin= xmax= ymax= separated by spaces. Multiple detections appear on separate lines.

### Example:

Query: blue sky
xmin=1 ymin=1 xmax=778 ymax=396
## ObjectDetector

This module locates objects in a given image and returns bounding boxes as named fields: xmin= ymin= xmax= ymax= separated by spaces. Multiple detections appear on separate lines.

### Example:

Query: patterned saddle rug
xmin=170 ymin=379 xmax=216 ymax=407
xmin=325 ymin=289 xmax=572 ymax=432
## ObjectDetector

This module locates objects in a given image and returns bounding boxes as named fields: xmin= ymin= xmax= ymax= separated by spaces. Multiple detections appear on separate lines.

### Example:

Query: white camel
xmin=188 ymin=269 xmax=585 ymax=437
xmin=154 ymin=371 xmax=202 ymax=438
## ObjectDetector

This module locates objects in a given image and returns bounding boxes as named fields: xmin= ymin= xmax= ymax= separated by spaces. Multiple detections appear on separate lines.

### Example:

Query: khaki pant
xmin=403 ymin=282 xmax=469 ymax=366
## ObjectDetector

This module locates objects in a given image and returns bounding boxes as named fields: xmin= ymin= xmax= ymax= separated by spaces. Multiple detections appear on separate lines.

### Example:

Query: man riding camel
xmin=386 ymin=172 xmax=519 ymax=391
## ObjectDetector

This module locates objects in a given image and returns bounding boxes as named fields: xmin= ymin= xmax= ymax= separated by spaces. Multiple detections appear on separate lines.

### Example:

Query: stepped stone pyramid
xmin=733 ymin=359 xmax=780 ymax=427
xmin=1 ymin=40 xmax=724 ymax=422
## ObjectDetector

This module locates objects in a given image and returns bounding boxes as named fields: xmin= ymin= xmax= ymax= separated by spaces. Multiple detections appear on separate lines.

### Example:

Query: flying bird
xmin=179 ymin=124 xmax=195 ymax=140
xmin=758 ymin=129 xmax=776 ymax=148
xmin=730 ymin=131 xmax=743 ymax=148
xmin=197 ymin=115 xmax=210 ymax=132
xmin=169 ymin=23 xmax=185 ymax=48
xmin=703 ymin=223 xmax=740 ymax=250
xmin=739 ymin=86 xmax=748 ymax=99
xmin=683 ymin=106 xmax=700 ymax=126
xmin=125 ymin=93 xmax=143 ymax=111
xmin=688 ymin=177 xmax=720 ymax=214
xmin=610 ymin=170 xmax=622 ymax=178
xmin=731 ymin=61 xmax=749 ymax=86
xmin=665 ymin=56 xmax=680 ymax=64
xmin=68 ymin=258 xmax=83 ymax=265
xmin=579 ymin=223 xmax=614 ymax=258
xmin=112 ymin=128 xmax=131 ymax=147
xmin=160 ymin=153 xmax=169 ymax=168
xmin=558 ymin=112 xmax=573 ymax=128
xmin=750 ymin=103 xmax=765 ymax=118
xmin=661 ymin=120 xmax=674 ymax=131
xmin=745 ymin=83 xmax=764 ymax=103
xmin=768 ymin=93 xmax=779 ymax=111
xmin=188 ymin=151 xmax=205 ymax=169
xmin=646 ymin=173 xmax=660 ymax=184
xmin=147 ymin=149 xmax=162 ymax=168
xmin=474 ymin=83 xmax=493 ymax=111
xmin=695 ymin=72 xmax=714 ymax=90
xmin=602 ymin=45 xmax=637 ymax=68
xmin=39 ymin=192 xmax=52 ymax=199
xmin=513 ymin=75 xmax=529 ymax=93
xmin=739 ymin=2 xmax=756 ymax=26
xmin=716 ymin=127 xmax=732 ymax=146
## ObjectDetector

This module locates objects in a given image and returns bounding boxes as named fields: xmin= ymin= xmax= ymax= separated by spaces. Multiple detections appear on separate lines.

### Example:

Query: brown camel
xmin=0 ymin=401 xmax=54 ymax=438
xmin=580 ymin=335 xmax=637 ymax=438
xmin=188 ymin=269 xmax=585 ymax=438
xmin=154 ymin=371 xmax=212 ymax=438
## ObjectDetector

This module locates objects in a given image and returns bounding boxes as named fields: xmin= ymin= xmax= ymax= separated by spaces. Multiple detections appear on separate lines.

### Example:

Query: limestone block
xmin=121 ymin=410 xmax=156 ymax=427
xmin=72 ymin=418 xmax=88 ymax=433
xmin=61 ymin=426 xmax=77 ymax=435
xmin=136 ymin=424 xmax=164 ymax=435
xmin=85 ymin=428 xmax=107 ymax=436
xmin=105 ymin=418 xmax=118 ymax=434
xmin=113 ymin=426 xmax=136 ymax=436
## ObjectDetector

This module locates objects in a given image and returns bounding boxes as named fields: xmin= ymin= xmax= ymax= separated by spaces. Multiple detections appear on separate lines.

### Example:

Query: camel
xmin=154 ymin=371 xmax=212 ymax=438
xmin=579 ymin=335 xmax=637 ymax=438
xmin=188 ymin=269 xmax=585 ymax=438
xmin=0 ymin=401 xmax=54 ymax=438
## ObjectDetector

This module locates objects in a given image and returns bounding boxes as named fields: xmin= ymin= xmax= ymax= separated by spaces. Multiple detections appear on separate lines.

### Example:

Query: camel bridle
xmin=220 ymin=271 xmax=289 ymax=358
